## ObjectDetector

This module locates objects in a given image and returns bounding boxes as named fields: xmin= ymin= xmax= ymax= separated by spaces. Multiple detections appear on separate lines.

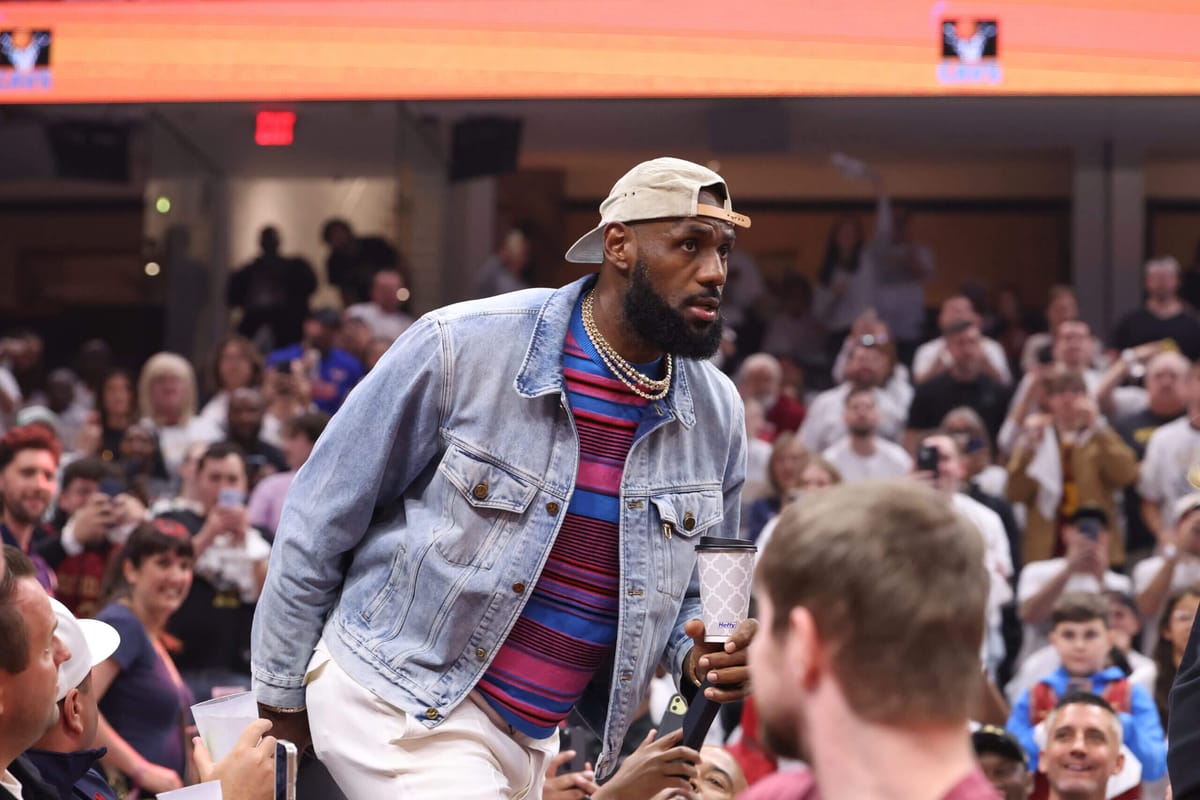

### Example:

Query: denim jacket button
xmin=683 ymin=512 xmax=696 ymax=531
xmin=512 ymin=582 xmax=526 ymax=594
xmin=475 ymin=647 xmax=487 ymax=660
xmin=545 ymin=501 xmax=560 ymax=515
xmin=472 ymin=482 xmax=489 ymax=500
xmin=424 ymin=707 xmax=439 ymax=720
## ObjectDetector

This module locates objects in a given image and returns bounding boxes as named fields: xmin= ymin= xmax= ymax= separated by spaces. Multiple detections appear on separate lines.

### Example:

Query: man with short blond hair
xmin=743 ymin=480 xmax=996 ymax=800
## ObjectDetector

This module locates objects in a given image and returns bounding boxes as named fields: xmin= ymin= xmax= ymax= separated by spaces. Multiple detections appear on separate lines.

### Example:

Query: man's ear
xmin=602 ymin=223 xmax=635 ymax=277
xmin=63 ymin=688 xmax=84 ymax=736
xmin=786 ymin=606 xmax=823 ymax=690
xmin=1111 ymin=749 xmax=1125 ymax=778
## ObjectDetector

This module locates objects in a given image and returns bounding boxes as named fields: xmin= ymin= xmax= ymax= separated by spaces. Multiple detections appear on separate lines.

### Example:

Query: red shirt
xmin=766 ymin=394 xmax=807 ymax=436
xmin=735 ymin=766 xmax=999 ymax=800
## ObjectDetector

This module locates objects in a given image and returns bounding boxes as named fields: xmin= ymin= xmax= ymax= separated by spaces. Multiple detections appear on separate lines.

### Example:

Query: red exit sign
xmin=255 ymin=111 xmax=295 ymax=146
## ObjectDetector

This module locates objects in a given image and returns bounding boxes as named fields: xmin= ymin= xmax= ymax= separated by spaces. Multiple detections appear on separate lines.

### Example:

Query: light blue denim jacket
xmin=251 ymin=275 xmax=747 ymax=777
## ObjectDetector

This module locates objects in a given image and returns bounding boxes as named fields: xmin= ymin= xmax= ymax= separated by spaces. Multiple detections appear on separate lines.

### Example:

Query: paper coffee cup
xmin=191 ymin=690 xmax=259 ymax=762
xmin=695 ymin=536 xmax=757 ymax=643
xmin=158 ymin=782 xmax=223 ymax=800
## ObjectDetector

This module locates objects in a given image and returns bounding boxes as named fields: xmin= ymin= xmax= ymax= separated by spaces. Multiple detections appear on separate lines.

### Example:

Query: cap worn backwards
xmin=564 ymin=157 xmax=752 ymax=264
xmin=49 ymin=597 xmax=120 ymax=702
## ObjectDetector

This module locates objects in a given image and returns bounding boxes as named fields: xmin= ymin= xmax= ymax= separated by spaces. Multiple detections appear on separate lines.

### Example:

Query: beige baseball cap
xmin=564 ymin=157 xmax=751 ymax=264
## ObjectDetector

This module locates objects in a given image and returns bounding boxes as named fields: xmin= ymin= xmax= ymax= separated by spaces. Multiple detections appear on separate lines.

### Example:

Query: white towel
xmin=1026 ymin=425 xmax=1062 ymax=520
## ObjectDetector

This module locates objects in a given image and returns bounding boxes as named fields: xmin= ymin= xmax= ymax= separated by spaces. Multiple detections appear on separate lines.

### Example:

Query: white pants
xmin=305 ymin=640 xmax=558 ymax=799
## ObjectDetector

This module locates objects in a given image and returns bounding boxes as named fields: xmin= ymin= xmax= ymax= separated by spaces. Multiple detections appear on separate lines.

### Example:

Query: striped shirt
xmin=476 ymin=295 xmax=659 ymax=737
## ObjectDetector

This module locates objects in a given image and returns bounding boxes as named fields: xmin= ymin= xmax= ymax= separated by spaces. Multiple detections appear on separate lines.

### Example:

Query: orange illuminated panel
xmin=0 ymin=0 xmax=1199 ymax=103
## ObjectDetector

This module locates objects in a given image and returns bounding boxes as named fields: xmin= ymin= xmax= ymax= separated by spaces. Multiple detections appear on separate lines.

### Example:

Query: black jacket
xmin=1 ymin=755 xmax=63 ymax=800
xmin=1170 ymin=608 xmax=1200 ymax=798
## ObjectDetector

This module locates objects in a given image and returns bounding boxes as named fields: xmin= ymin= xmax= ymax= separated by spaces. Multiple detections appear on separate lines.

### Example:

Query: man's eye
xmin=682 ymin=240 xmax=698 ymax=252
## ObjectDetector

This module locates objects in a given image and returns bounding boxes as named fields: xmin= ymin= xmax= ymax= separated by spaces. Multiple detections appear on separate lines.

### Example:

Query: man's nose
xmin=698 ymin=250 xmax=727 ymax=286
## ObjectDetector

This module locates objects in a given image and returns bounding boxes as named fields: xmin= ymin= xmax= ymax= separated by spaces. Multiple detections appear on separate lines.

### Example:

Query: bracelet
xmin=258 ymin=703 xmax=307 ymax=714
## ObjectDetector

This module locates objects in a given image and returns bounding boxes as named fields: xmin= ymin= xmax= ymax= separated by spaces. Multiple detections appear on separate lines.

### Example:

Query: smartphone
xmin=275 ymin=739 xmax=297 ymax=800
xmin=916 ymin=444 xmax=940 ymax=475
xmin=557 ymin=724 xmax=591 ymax=775
xmin=217 ymin=487 xmax=245 ymax=508
xmin=657 ymin=692 xmax=689 ymax=739
xmin=97 ymin=478 xmax=124 ymax=498
xmin=1077 ymin=519 xmax=1101 ymax=542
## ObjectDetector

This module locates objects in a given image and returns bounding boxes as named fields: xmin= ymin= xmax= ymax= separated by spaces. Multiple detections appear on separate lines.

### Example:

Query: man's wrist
xmin=60 ymin=519 xmax=85 ymax=556
xmin=258 ymin=703 xmax=306 ymax=715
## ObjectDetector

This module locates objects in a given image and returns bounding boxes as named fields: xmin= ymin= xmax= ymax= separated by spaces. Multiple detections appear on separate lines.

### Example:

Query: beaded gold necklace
xmin=581 ymin=291 xmax=672 ymax=401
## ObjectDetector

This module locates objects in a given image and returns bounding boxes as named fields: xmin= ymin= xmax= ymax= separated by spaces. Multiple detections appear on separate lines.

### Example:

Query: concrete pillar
xmin=441 ymin=177 xmax=497 ymax=306
xmin=1071 ymin=141 xmax=1146 ymax=340
xmin=1109 ymin=143 xmax=1146 ymax=334
xmin=1072 ymin=143 xmax=1107 ymax=337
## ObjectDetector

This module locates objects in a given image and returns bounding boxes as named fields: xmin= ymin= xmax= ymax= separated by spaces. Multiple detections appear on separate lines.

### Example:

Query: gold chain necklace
xmin=581 ymin=291 xmax=672 ymax=401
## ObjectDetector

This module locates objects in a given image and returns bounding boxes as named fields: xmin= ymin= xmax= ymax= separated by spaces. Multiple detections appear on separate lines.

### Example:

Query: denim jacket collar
xmin=514 ymin=273 xmax=697 ymax=428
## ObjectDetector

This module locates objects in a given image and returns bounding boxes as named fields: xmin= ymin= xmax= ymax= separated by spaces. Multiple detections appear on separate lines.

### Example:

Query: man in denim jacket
xmin=251 ymin=158 xmax=755 ymax=798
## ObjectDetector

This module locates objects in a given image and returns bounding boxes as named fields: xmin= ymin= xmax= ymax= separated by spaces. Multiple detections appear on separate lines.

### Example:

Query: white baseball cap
xmin=564 ymin=157 xmax=751 ymax=264
xmin=49 ymin=597 xmax=120 ymax=702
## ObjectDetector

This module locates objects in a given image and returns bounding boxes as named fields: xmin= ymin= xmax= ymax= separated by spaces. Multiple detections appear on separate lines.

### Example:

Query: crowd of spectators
xmin=3 ymin=194 xmax=1200 ymax=799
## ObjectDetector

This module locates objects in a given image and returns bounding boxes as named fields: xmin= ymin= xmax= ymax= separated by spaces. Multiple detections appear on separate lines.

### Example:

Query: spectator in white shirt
xmin=998 ymin=320 xmax=1104 ymax=456
xmin=830 ymin=312 xmax=914 ymax=412
xmin=344 ymin=269 xmax=415 ymax=344
xmin=1014 ymin=506 xmax=1132 ymax=667
xmin=1134 ymin=493 xmax=1200 ymax=653
xmin=1138 ymin=359 xmax=1200 ymax=550
xmin=821 ymin=387 xmax=912 ymax=483
xmin=916 ymin=432 xmax=1014 ymax=677
xmin=798 ymin=339 xmax=908 ymax=453
xmin=913 ymin=295 xmax=1013 ymax=386
xmin=1020 ymin=285 xmax=1104 ymax=374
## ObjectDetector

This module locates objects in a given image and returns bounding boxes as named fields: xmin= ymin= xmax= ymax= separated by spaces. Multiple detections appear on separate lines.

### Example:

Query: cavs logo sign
xmin=0 ymin=29 xmax=53 ymax=91
xmin=937 ymin=19 xmax=1001 ymax=86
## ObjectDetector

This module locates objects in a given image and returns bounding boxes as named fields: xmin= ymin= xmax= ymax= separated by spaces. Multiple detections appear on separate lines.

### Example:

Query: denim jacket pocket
xmin=649 ymin=489 xmax=724 ymax=598
xmin=434 ymin=444 xmax=539 ymax=568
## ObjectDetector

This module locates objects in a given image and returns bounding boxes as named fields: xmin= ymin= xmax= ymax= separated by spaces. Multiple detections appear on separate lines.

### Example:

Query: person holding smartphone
xmin=156 ymin=443 xmax=270 ymax=704
xmin=1014 ymin=507 xmax=1132 ymax=669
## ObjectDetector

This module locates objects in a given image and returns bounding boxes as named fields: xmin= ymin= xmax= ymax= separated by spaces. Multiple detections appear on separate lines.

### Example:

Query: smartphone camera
xmin=1077 ymin=519 xmax=1102 ymax=542
xmin=217 ymin=487 xmax=245 ymax=508
xmin=916 ymin=444 xmax=941 ymax=475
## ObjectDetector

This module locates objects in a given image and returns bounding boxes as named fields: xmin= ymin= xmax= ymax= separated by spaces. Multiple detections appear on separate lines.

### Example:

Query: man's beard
xmin=848 ymin=422 xmax=874 ymax=438
xmin=622 ymin=261 xmax=724 ymax=360
xmin=758 ymin=706 xmax=809 ymax=762
xmin=2 ymin=491 xmax=45 ymax=525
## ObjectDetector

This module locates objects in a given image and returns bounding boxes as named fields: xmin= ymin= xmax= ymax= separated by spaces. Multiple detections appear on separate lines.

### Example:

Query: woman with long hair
xmin=812 ymin=215 xmax=873 ymax=353
xmin=1153 ymin=586 xmax=1200 ymax=727
xmin=197 ymin=335 xmax=265 ymax=432
xmin=96 ymin=368 xmax=139 ymax=461
xmin=93 ymin=520 xmax=197 ymax=796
